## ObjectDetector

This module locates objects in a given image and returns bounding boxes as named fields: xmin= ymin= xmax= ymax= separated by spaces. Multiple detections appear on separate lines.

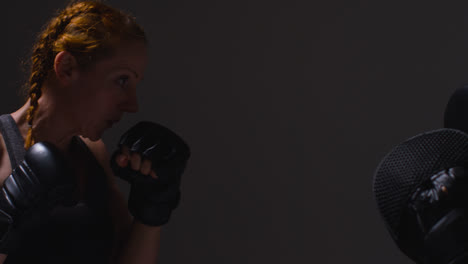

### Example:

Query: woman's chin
xmin=81 ymin=129 xmax=103 ymax=141
xmin=81 ymin=134 xmax=100 ymax=141
xmin=81 ymin=122 xmax=112 ymax=141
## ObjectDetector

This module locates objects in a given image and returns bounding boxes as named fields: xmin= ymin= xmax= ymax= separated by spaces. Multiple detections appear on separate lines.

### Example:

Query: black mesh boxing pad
xmin=444 ymin=84 xmax=468 ymax=133
xmin=373 ymin=128 xmax=468 ymax=263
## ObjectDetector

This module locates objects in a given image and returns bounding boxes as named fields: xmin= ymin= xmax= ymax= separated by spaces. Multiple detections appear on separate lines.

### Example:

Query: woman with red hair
xmin=0 ymin=1 xmax=190 ymax=263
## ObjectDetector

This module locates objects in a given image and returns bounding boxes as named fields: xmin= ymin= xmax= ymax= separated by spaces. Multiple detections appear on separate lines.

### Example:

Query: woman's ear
xmin=53 ymin=51 xmax=79 ymax=86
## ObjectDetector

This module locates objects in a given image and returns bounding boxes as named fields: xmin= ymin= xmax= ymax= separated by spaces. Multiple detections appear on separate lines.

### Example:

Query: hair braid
xmin=24 ymin=9 xmax=83 ymax=148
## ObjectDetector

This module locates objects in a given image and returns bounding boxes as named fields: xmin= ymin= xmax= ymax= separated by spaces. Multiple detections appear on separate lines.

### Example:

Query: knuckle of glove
xmin=24 ymin=142 xmax=70 ymax=186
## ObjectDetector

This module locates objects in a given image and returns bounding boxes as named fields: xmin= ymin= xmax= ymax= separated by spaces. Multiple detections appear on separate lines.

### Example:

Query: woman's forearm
xmin=117 ymin=220 xmax=161 ymax=264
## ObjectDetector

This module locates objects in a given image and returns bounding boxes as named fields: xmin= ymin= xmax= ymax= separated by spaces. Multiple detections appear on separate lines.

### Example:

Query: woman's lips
xmin=106 ymin=120 xmax=115 ymax=128
xmin=106 ymin=119 xmax=121 ymax=128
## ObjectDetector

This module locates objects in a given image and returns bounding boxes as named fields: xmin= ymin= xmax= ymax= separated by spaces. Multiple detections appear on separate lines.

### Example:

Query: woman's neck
xmin=11 ymin=95 xmax=80 ymax=153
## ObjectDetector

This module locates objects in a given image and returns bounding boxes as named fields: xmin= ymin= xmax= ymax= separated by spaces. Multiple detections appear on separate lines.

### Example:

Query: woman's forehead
xmin=95 ymin=42 xmax=147 ymax=76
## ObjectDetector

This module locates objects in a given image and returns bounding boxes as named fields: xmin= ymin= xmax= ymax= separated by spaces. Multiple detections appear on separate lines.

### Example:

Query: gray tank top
xmin=0 ymin=114 xmax=115 ymax=264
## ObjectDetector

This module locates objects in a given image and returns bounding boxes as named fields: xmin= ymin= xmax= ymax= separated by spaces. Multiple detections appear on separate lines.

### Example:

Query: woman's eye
xmin=117 ymin=75 xmax=130 ymax=86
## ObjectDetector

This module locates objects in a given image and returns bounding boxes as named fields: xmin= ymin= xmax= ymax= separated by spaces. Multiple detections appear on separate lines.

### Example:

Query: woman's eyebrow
xmin=112 ymin=66 xmax=139 ymax=79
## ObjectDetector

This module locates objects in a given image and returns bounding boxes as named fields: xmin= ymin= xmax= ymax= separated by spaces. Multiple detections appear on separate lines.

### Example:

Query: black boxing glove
xmin=111 ymin=122 xmax=190 ymax=226
xmin=406 ymin=167 xmax=468 ymax=264
xmin=0 ymin=142 xmax=72 ymax=253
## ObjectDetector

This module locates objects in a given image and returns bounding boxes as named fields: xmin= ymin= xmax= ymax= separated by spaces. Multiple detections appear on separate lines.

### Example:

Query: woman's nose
xmin=120 ymin=89 xmax=139 ymax=113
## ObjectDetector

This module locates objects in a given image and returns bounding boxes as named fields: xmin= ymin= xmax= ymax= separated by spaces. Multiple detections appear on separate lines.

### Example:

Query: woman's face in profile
xmin=69 ymin=40 xmax=148 ymax=140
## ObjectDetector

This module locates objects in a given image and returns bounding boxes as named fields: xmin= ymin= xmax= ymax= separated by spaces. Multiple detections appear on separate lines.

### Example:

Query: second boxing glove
xmin=0 ymin=142 xmax=73 ymax=253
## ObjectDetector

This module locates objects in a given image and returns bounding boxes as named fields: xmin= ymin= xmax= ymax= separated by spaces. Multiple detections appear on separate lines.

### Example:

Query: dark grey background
xmin=3 ymin=0 xmax=468 ymax=263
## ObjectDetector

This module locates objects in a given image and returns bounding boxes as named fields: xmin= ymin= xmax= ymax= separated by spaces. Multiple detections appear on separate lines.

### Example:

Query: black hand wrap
xmin=0 ymin=142 xmax=72 ymax=253
xmin=407 ymin=167 xmax=468 ymax=264
xmin=111 ymin=122 xmax=190 ymax=226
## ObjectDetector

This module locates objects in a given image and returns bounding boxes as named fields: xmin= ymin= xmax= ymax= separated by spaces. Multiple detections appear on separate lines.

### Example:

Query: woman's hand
xmin=110 ymin=121 xmax=190 ymax=226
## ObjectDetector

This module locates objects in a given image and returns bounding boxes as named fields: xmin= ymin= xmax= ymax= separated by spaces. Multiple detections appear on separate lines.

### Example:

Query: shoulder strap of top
xmin=0 ymin=114 xmax=26 ymax=169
